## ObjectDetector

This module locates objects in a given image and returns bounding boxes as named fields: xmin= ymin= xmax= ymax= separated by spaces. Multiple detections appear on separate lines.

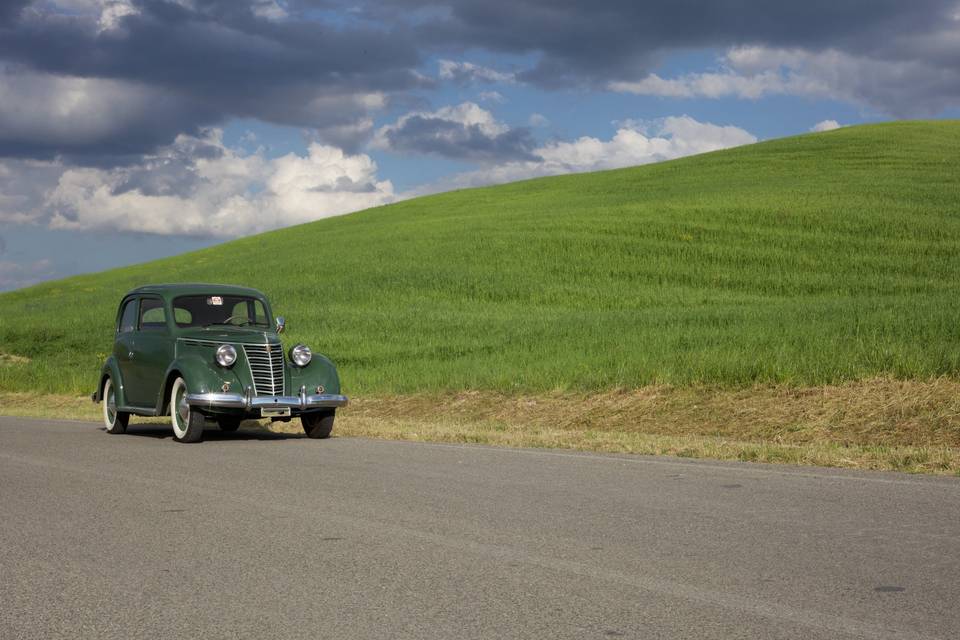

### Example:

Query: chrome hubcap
xmin=106 ymin=388 xmax=116 ymax=422
xmin=177 ymin=389 xmax=189 ymax=427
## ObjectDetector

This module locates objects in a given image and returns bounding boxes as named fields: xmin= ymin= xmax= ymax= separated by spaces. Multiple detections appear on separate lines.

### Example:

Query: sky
xmin=1 ymin=0 xmax=959 ymax=291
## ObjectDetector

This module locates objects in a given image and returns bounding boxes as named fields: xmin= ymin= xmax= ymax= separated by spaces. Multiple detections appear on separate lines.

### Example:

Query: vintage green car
xmin=91 ymin=283 xmax=347 ymax=442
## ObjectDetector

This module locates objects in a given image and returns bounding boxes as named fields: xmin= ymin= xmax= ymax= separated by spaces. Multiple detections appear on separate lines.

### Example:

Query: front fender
xmin=155 ymin=355 xmax=246 ymax=413
xmin=287 ymin=353 xmax=341 ymax=395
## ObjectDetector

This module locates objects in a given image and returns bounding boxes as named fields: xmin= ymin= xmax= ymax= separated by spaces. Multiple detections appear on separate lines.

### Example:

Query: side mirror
xmin=275 ymin=316 xmax=286 ymax=334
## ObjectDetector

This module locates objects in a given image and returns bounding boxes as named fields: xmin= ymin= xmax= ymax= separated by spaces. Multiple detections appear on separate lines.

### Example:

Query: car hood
xmin=177 ymin=327 xmax=280 ymax=344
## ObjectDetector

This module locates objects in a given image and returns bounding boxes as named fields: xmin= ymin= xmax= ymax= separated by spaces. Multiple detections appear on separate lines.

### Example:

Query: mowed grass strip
xmin=5 ymin=378 xmax=960 ymax=475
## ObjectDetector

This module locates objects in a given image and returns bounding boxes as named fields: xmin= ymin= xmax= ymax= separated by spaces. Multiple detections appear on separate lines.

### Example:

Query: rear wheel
xmin=170 ymin=377 xmax=204 ymax=443
xmin=102 ymin=378 xmax=129 ymax=434
xmin=217 ymin=417 xmax=242 ymax=432
xmin=302 ymin=410 xmax=335 ymax=439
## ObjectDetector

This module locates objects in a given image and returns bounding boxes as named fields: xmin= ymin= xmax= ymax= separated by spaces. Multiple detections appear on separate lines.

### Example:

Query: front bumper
xmin=185 ymin=388 xmax=348 ymax=413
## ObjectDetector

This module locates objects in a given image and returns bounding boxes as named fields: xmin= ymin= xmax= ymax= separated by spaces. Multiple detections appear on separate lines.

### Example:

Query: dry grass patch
xmin=269 ymin=377 xmax=960 ymax=475
xmin=344 ymin=377 xmax=960 ymax=448
xmin=4 ymin=378 xmax=960 ymax=475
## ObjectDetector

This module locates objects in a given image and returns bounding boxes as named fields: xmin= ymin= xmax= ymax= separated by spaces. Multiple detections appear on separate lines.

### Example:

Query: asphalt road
xmin=1 ymin=417 xmax=958 ymax=639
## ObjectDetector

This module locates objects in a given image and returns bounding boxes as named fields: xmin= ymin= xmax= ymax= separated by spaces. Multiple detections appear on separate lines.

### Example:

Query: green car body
xmin=92 ymin=283 xmax=347 ymax=442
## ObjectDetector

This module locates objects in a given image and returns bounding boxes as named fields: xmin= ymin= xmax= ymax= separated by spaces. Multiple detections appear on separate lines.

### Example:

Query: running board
xmin=117 ymin=405 xmax=160 ymax=416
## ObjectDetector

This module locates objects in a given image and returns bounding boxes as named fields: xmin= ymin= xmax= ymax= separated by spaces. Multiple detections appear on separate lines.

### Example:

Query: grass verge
xmin=3 ymin=377 xmax=959 ymax=476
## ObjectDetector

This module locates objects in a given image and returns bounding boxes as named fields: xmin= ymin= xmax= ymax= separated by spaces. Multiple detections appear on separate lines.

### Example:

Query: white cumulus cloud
xmin=528 ymin=113 xmax=550 ymax=127
xmin=609 ymin=45 xmax=960 ymax=116
xmin=5 ymin=130 xmax=394 ymax=237
xmin=411 ymin=115 xmax=756 ymax=193
xmin=810 ymin=120 xmax=842 ymax=132
xmin=2 ymin=114 xmax=755 ymax=238
xmin=609 ymin=48 xmax=829 ymax=101
xmin=479 ymin=91 xmax=506 ymax=103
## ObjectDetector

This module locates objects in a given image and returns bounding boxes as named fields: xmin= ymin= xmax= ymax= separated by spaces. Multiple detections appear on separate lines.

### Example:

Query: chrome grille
xmin=243 ymin=343 xmax=284 ymax=396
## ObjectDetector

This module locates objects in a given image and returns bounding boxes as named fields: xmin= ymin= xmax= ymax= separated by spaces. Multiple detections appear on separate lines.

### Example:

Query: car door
xmin=127 ymin=296 xmax=174 ymax=408
xmin=114 ymin=297 xmax=139 ymax=406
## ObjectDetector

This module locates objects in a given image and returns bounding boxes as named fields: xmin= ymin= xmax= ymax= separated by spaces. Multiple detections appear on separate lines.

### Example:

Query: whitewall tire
xmin=170 ymin=377 xmax=204 ymax=443
xmin=102 ymin=377 xmax=129 ymax=434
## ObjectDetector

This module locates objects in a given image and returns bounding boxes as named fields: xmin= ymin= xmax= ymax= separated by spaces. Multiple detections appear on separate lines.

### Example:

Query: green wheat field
xmin=2 ymin=121 xmax=959 ymax=397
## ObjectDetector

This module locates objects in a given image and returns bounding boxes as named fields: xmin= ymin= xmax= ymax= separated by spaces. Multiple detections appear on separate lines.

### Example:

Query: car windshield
xmin=173 ymin=295 xmax=270 ymax=328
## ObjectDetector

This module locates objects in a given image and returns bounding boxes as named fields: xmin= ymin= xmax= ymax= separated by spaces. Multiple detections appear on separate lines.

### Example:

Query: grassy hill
xmin=2 ymin=120 xmax=960 ymax=398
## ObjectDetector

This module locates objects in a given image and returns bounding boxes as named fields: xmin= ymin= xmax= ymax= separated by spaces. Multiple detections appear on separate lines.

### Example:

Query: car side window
xmin=139 ymin=298 xmax=167 ymax=331
xmin=174 ymin=307 xmax=192 ymax=325
xmin=118 ymin=299 xmax=138 ymax=333
xmin=253 ymin=300 xmax=268 ymax=325
xmin=230 ymin=301 xmax=248 ymax=320
xmin=229 ymin=299 xmax=269 ymax=324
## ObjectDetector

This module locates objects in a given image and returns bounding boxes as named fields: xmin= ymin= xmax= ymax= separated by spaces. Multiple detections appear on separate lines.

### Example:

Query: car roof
xmin=124 ymin=283 xmax=268 ymax=300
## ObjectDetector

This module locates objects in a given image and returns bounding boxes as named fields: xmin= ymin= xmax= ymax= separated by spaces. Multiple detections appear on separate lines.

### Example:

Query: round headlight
xmin=290 ymin=344 xmax=312 ymax=367
xmin=215 ymin=344 xmax=237 ymax=367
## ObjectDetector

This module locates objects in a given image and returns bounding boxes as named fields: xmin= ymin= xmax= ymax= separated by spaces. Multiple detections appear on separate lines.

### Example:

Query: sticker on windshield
xmin=208 ymin=296 xmax=223 ymax=306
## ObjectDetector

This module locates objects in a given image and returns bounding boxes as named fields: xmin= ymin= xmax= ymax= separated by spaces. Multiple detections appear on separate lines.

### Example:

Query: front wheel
xmin=302 ymin=410 xmax=335 ymax=439
xmin=102 ymin=377 xmax=129 ymax=434
xmin=170 ymin=377 xmax=204 ymax=443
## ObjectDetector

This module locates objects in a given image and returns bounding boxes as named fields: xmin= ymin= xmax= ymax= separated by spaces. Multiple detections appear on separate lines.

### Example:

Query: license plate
xmin=261 ymin=407 xmax=291 ymax=417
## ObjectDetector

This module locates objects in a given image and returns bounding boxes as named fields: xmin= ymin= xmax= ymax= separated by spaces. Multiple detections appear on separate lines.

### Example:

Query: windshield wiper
xmin=203 ymin=318 xmax=252 ymax=328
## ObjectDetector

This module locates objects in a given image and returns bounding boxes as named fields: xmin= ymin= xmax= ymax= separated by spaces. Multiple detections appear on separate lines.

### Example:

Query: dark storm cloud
xmin=384 ymin=0 xmax=957 ymax=87
xmin=0 ymin=1 xmax=30 ymax=25
xmin=0 ymin=0 xmax=958 ymax=166
xmin=0 ymin=0 xmax=424 ymax=161
xmin=0 ymin=66 xmax=221 ymax=165
xmin=4 ymin=1 xmax=421 ymax=91
xmin=291 ymin=1 xmax=960 ymax=114
xmin=378 ymin=113 xmax=539 ymax=162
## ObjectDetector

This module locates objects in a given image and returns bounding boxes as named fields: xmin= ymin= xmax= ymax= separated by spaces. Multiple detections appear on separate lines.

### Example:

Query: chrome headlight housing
xmin=215 ymin=344 xmax=237 ymax=367
xmin=290 ymin=344 xmax=312 ymax=367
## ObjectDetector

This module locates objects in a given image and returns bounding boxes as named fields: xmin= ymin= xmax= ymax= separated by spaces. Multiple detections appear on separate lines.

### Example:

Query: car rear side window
xmin=118 ymin=299 xmax=138 ymax=333
xmin=139 ymin=298 xmax=167 ymax=331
